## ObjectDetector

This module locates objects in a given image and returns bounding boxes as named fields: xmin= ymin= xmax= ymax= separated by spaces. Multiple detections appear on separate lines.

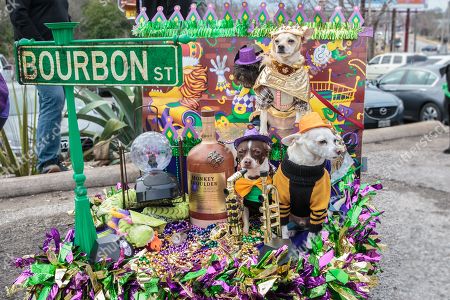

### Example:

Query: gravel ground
xmin=365 ymin=134 xmax=450 ymax=299
xmin=0 ymin=188 xmax=104 ymax=300
xmin=0 ymin=131 xmax=449 ymax=299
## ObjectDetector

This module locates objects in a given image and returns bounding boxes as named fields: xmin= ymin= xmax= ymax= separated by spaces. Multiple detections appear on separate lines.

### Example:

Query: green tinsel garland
xmin=133 ymin=19 xmax=363 ymax=40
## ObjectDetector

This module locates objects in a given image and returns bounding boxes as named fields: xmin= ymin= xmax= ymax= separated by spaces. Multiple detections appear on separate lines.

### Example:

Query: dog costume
xmin=273 ymin=113 xmax=332 ymax=231
xmin=230 ymin=47 xmax=262 ymax=122
xmin=252 ymin=25 xmax=312 ymax=136
xmin=234 ymin=128 xmax=272 ymax=211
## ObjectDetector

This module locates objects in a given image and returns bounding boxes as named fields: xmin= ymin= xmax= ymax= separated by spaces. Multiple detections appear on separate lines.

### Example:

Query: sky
xmin=427 ymin=0 xmax=448 ymax=10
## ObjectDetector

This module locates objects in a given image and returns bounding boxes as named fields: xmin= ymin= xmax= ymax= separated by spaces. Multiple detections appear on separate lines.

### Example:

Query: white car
xmin=423 ymin=55 xmax=450 ymax=66
xmin=3 ymin=82 xmax=104 ymax=154
xmin=367 ymin=53 xmax=428 ymax=80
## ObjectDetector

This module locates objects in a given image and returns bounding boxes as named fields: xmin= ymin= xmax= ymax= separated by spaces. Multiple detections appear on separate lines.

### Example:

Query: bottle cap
xmin=201 ymin=109 xmax=215 ymax=117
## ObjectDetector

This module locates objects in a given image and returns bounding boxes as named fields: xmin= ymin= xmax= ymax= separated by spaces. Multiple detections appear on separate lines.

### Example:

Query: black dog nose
xmin=277 ymin=45 xmax=285 ymax=51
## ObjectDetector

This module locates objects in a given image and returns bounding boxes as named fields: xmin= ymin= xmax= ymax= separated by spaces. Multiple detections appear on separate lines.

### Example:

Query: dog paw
xmin=259 ymin=129 xmax=269 ymax=136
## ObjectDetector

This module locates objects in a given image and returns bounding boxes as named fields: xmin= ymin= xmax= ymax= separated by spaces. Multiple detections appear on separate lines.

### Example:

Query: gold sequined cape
xmin=253 ymin=63 xmax=310 ymax=103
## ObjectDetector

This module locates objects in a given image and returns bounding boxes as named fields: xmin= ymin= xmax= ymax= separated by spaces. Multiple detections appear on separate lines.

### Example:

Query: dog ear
xmin=281 ymin=133 xmax=302 ymax=146
xmin=301 ymin=27 xmax=314 ymax=43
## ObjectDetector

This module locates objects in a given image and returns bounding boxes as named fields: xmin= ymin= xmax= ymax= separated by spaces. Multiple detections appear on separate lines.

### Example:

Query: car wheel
xmin=419 ymin=103 xmax=442 ymax=121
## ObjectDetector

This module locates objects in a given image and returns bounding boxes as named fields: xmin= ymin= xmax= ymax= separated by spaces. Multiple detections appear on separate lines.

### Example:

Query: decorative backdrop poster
xmin=142 ymin=36 xmax=367 ymax=161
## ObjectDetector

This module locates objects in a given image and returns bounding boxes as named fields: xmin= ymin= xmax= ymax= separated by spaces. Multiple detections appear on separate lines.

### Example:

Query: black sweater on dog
xmin=273 ymin=155 xmax=331 ymax=232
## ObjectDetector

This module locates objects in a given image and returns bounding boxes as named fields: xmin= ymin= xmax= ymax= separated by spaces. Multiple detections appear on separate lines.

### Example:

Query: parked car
xmin=0 ymin=54 xmax=14 ymax=81
xmin=364 ymin=86 xmax=404 ymax=129
xmin=373 ymin=65 xmax=449 ymax=123
xmin=367 ymin=53 xmax=428 ymax=80
xmin=420 ymin=55 xmax=450 ymax=66
xmin=3 ymin=82 xmax=103 ymax=155
xmin=421 ymin=45 xmax=438 ymax=53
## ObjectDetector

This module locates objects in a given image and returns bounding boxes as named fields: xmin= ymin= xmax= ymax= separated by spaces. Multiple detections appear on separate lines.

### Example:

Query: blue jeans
xmin=36 ymin=86 xmax=65 ymax=171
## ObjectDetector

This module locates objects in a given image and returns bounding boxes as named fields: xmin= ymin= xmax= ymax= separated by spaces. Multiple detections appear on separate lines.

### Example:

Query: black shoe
xmin=444 ymin=148 xmax=450 ymax=154
xmin=40 ymin=161 xmax=69 ymax=174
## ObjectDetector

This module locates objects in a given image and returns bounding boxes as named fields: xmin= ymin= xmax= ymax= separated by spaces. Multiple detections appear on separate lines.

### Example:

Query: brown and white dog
xmin=234 ymin=127 xmax=272 ymax=234
xmin=253 ymin=25 xmax=314 ymax=137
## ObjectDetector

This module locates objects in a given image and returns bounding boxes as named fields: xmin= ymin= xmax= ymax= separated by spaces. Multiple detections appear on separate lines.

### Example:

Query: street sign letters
xmin=16 ymin=44 xmax=183 ymax=86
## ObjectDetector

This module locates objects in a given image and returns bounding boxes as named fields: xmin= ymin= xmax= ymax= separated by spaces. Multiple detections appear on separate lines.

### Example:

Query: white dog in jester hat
xmin=273 ymin=112 xmax=343 ymax=245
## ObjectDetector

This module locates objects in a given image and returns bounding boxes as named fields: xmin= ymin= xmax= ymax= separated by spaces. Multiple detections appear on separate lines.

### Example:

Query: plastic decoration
xmin=134 ymin=7 xmax=149 ymax=30
xmin=203 ymin=3 xmax=218 ymax=22
xmin=169 ymin=5 xmax=184 ymax=22
xmin=349 ymin=6 xmax=365 ymax=26
xmin=162 ymin=116 xmax=178 ymax=143
xmin=312 ymin=6 xmax=326 ymax=24
xmin=238 ymin=1 xmax=252 ymax=24
xmin=186 ymin=3 xmax=201 ymax=22
xmin=151 ymin=6 xmax=166 ymax=23
xmin=330 ymin=6 xmax=346 ymax=24
xmin=256 ymin=2 xmax=270 ymax=25
xmin=181 ymin=118 xmax=199 ymax=140
xmin=221 ymin=2 xmax=234 ymax=23
xmin=273 ymin=3 xmax=288 ymax=24
xmin=292 ymin=3 xmax=309 ymax=24
xmin=132 ymin=3 xmax=365 ymax=40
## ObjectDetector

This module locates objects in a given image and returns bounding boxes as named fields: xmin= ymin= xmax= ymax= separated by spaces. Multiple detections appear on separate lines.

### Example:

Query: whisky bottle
xmin=187 ymin=110 xmax=235 ymax=227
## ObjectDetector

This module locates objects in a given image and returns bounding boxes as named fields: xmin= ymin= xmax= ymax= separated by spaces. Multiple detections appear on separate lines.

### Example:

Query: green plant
xmin=74 ymin=86 xmax=143 ymax=148
xmin=79 ymin=0 xmax=131 ymax=39
xmin=0 ymin=84 xmax=38 ymax=176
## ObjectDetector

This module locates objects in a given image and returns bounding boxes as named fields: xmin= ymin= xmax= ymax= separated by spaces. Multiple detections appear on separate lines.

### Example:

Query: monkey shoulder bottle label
xmin=187 ymin=110 xmax=234 ymax=227
xmin=188 ymin=172 xmax=226 ymax=215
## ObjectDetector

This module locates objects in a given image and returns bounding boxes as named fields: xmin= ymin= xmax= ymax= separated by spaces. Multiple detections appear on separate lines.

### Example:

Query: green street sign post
xmin=16 ymin=44 xmax=183 ymax=86
xmin=14 ymin=22 xmax=190 ymax=255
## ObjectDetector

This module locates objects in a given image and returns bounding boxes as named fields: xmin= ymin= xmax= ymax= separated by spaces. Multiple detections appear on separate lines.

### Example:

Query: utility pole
xmin=413 ymin=9 xmax=417 ymax=53
xmin=361 ymin=0 xmax=366 ymax=19
xmin=390 ymin=9 xmax=396 ymax=52
xmin=404 ymin=8 xmax=410 ymax=52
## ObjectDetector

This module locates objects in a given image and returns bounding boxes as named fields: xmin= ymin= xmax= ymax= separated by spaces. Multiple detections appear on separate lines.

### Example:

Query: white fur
xmin=272 ymin=32 xmax=303 ymax=66
xmin=280 ymin=127 xmax=342 ymax=239
xmin=282 ymin=127 xmax=342 ymax=166
xmin=258 ymin=29 xmax=313 ymax=136
xmin=259 ymin=110 xmax=269 ymax=135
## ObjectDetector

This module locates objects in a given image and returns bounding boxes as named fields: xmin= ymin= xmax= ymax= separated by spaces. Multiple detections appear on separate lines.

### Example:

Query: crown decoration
xmin=169 ymin=5 xmax=184 ymax=22
xmin=273 ymin=3 xmax=288 ymax=24
xmin=270 ymin=24 xmax=311 ymax=38
xmin=133 ymin=4 xmax=369 ymax=40
xmin=203 ymin=3 xmax=218 ymax=22
xmin=256 ymin=3 xmax=270 ymax=25
xmin=292 ymin=4 xmax=308 ymax=23
xmin=151 ymin=6 xmax=166 ymax=23
xmin=330 ymin=6 xmax=346 ymax=24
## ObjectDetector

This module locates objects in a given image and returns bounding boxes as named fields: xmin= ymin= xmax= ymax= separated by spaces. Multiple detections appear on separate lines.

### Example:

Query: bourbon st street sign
xmin=15 ymin=44 xmax=183 ymax=86
xmin=13 ymin=22 xmax=190 ymax=255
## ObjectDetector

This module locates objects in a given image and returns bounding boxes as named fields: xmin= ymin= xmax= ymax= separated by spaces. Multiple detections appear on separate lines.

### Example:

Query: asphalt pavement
xmin=0 ymin=127 xmax=449 ymax=299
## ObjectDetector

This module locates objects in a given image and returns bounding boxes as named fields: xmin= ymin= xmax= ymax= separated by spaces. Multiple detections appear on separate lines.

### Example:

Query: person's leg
xmin=0 ymin=117 xmax=6 ymax=131
xmin=36 ymin=85 xmax=65 ymax=172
